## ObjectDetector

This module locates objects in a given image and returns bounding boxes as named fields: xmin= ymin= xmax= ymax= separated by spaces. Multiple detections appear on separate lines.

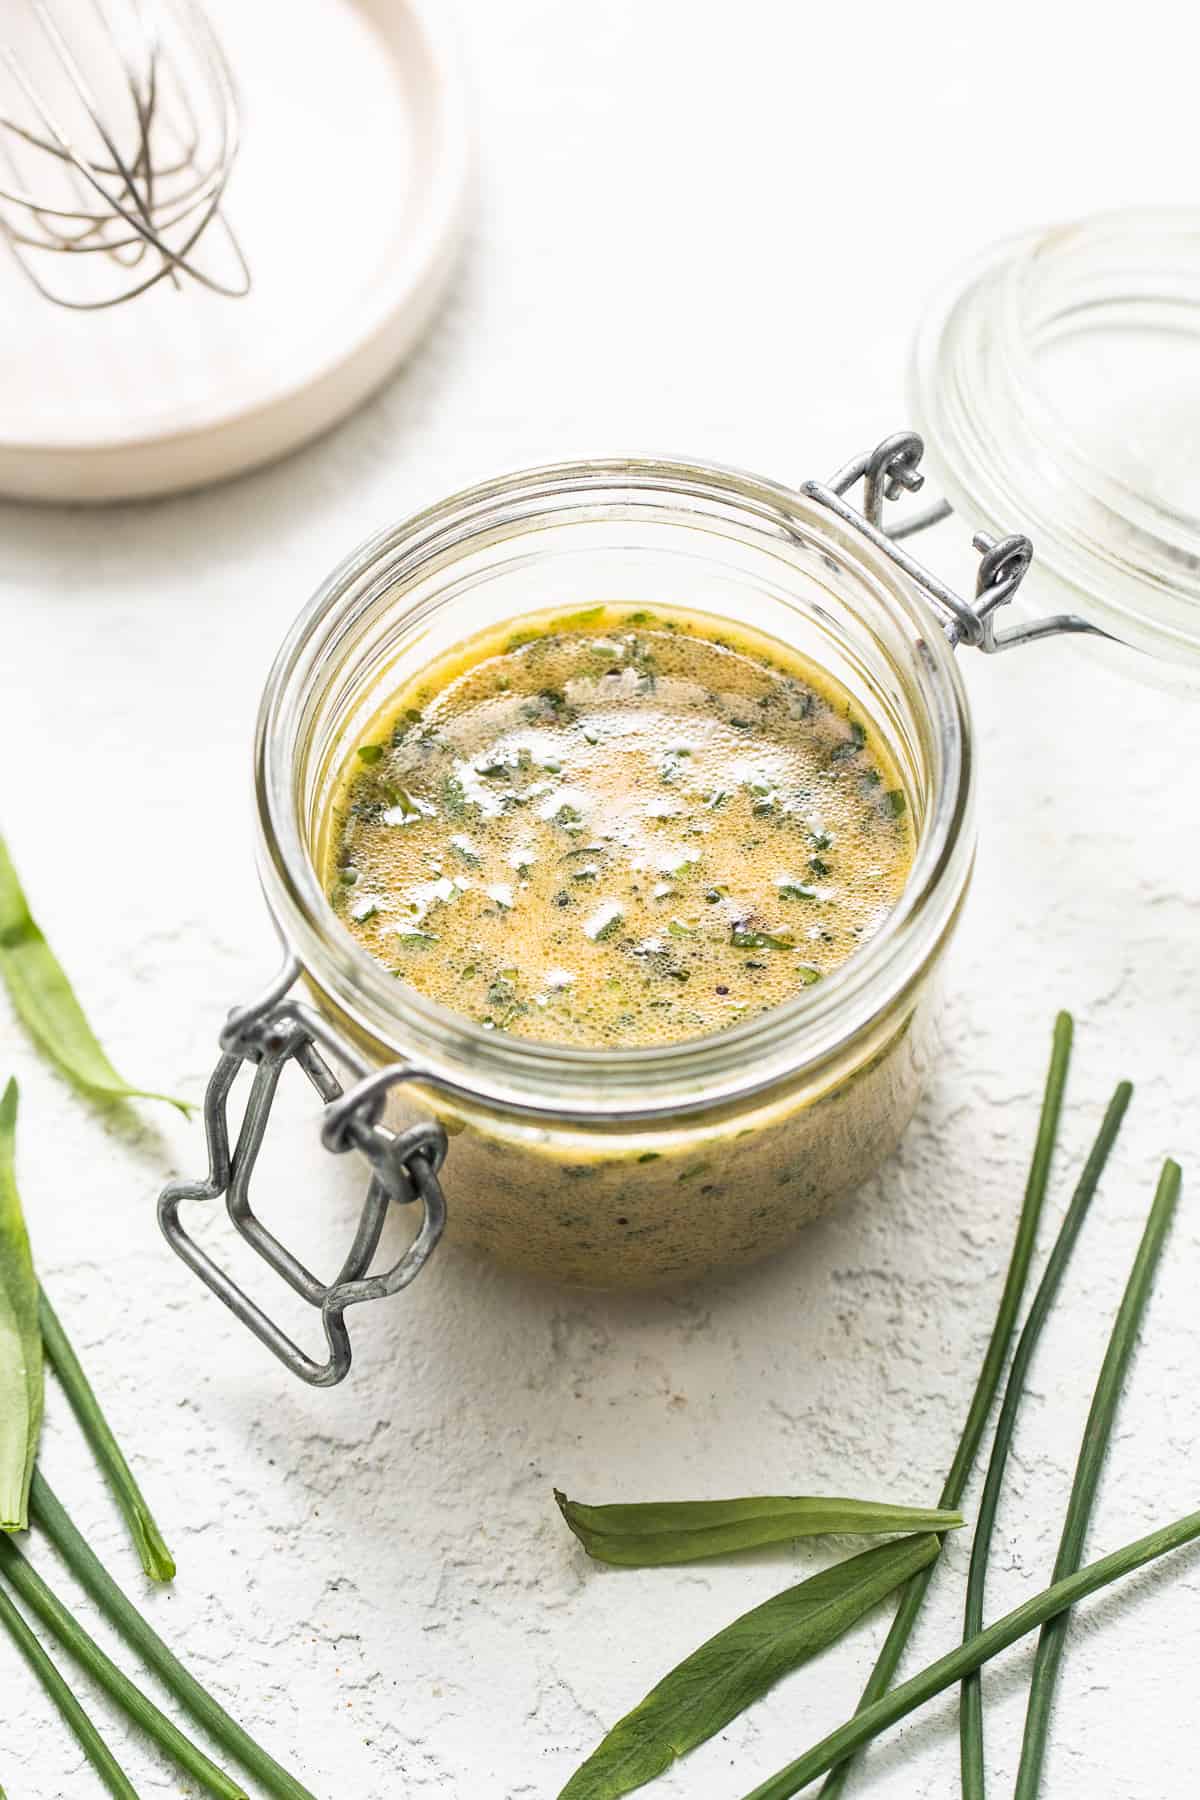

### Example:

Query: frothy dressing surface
xmin=325 ymin=607 xmax=915 ymax=1046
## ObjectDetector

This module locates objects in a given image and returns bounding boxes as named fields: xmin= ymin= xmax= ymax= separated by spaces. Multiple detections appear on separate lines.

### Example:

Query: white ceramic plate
xmin=0 ymin=0 xmax=471 ymax=503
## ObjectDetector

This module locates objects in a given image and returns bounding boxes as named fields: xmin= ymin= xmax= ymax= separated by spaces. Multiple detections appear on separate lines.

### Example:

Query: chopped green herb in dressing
xmin=325 ymin=606 xmax=914 ymax=1046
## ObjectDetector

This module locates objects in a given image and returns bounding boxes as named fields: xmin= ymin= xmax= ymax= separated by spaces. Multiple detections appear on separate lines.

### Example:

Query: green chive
xmin=0 ymin=1533 xmax=247 ymax=1798
xmin=37 ymin=1291 xmax=174 ymax=1582
xmin=30 ymin=1475 xmax=316 ymax=1800
xmin=959 ymin=1079 xmax=1132 ymax=1799
xmin=819 ymin=1010 xmax=1073 ymax=1797
xmin=0 ymin=1582 xmax=137 ymax=1800
xmin=1013 ymin=1158 xmax=1181 ymax=1799
xmin=558 ymin=1534 xmax=940 ymax=1800
xmin=0 ymin=835 xmax=188 ymax=1113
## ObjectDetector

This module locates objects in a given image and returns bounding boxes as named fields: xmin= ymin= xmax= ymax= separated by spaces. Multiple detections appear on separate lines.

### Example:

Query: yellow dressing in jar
xmin=324 ymin=606 xmax=914 ymax=1048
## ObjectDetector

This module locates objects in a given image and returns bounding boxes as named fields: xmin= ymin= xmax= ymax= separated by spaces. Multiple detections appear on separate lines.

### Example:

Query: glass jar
xmin=160 ymin=207 xmax=1200 ymax=1387
xmin=165 ymin=446 xmax=1023 ymax=1383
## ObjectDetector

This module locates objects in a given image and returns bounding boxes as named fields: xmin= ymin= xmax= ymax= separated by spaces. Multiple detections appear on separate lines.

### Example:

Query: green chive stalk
xmin=739 ymin=1508 xmax=1200 ymax=1800
xmin=0 ymin=1535 xmax=247 ymax=1800
xmin=1012 ymin=1158 xmax=1181 ymax=1799
xmin=0 ymin=1581 xmax=139 ymax=1800
xmin=959 ymin=1080 xmax=1132 ymax=1798
xmin=31 ymin=1473 xmax=317 ymax=1800
xmin=818 ymin=1010 xmax=1074 ymax=1798
xmin=37 ymin=1290 xmax=175 ymax=1582
xmin=0 ymin=1079 xmax=42 ymax=1533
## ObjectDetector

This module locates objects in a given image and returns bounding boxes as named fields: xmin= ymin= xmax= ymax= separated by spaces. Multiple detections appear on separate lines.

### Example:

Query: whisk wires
xmin=0 ymin=0 xmax=249 ymax=308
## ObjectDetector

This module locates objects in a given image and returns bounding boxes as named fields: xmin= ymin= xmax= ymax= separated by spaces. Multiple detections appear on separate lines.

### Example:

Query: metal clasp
xmin=803 ymin=431 xmax=1111 ymax=653
xmin=158 ymin=957 xmax=448 ymax=1387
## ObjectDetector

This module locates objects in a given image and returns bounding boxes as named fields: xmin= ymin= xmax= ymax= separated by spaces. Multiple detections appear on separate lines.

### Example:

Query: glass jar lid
xmin=911 ymin=206 xmax=1200 ymax=681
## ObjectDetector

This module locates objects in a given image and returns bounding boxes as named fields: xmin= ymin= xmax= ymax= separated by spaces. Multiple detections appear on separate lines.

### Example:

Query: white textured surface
xmin=2 ymin=3 xmax=1200 ymax=1796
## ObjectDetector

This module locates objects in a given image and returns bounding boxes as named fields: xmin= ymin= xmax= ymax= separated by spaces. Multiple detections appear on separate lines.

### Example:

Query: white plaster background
xmin=2 ymin=2 xmax=1200 ymax=1795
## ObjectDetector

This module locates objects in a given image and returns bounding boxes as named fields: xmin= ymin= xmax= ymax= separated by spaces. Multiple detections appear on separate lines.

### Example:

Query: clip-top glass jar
xmin=160 ymin=206 xmax=1200 ymax=1388
xmin=161 ymin=434 xmax=1108 ymax=1386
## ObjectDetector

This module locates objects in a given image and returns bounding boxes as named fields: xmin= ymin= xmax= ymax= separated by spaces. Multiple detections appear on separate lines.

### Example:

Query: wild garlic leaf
xmin=555 ymin=1492 xmax=963 ymax=1566
xmin=0 ymin=835 xmax=188 ymax=1115
xmin=0 ymin=1081 xmax=43 ymax=1532
xmin=556 ymin=1533 xmax=940 ymax=1800
xmin=738 ymin=1506 xmax=1200 ymax=1800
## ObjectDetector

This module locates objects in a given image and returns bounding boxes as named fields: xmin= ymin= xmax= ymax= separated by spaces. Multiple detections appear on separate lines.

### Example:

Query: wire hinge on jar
xmin=158 ymin=955 xmax=448 ymax=1387
xmin=802 ymin=431 xmax=1113 ymax=653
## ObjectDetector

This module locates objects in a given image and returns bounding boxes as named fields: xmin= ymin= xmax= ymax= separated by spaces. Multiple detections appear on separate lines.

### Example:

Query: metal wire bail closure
xmin=803 ymin=431 xmax=1110 ymax=654
xmin=158 ymin=957 xmax=448 ymax=1387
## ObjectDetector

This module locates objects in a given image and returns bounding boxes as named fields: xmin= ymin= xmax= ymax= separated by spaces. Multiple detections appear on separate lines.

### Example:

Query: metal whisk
xmin=0 ymin=0 xmax=248 ymax=308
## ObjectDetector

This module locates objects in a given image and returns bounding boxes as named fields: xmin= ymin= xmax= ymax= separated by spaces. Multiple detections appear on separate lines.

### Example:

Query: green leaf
xmin=554 ymin=1493 xmax=963 ymax=1566
xmin=382 ymin=783 xmax=422 ymax=818
xmin=731 ymin=929 xmax=794 ymax=951
xmin=38 ymin=1292 xmax=175 ymax=1583
xmin=556 ymin=1533 xmax=939 ymax=1800
xmin=0 ymin=1081 xmax=42 ymax=1532
xmin=0 ymin=834 xmax=188 ymax=1114
xmin=356 ymin=744 xmax=385 ymax=765
xmin=739 ymin=1508 xmax=1200 ymax=1800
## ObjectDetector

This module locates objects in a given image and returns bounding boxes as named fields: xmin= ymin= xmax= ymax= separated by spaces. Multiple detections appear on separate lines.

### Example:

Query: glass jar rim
xmin=253 ymin=455 xmax=975 ymax=1121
